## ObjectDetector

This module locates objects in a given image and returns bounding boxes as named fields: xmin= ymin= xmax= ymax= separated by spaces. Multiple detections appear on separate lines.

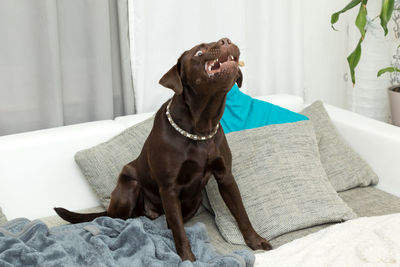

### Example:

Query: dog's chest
xmin=176 ymin=142 xmax=218 ymax=190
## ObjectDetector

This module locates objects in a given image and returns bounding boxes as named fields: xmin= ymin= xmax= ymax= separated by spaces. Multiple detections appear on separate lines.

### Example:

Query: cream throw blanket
xmin=255 ymin=214 xmax=400 ymax=266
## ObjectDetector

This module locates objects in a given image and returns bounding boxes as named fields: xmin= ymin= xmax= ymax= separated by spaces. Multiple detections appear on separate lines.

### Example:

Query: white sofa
xmin=1 ymin=94 xmax=400 ymax=222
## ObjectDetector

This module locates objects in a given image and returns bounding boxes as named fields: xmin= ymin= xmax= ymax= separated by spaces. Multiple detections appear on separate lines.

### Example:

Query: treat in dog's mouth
xmin=205 ymin=54 xmax=239 ymax=76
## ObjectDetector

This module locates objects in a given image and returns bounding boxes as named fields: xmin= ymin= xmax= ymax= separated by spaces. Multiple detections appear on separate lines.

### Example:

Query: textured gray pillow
xmin=75 ymin=117 xmax=154 ymax=208
xmin=0 ymin=207 xmax=7 ymax=225
xmin=301 ymin=101 xmax=379 ymax=192
xmin=205 ymin=120 xmax=356 ymax=245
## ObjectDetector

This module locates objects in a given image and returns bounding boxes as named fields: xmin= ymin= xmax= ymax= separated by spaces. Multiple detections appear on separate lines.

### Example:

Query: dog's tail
xmin=54 ymin=207 xmax=107 ymax=224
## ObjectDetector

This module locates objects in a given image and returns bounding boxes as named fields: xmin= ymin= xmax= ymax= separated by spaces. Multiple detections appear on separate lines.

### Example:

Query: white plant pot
xmin=389 ymin=86 xmax=400 ymax=126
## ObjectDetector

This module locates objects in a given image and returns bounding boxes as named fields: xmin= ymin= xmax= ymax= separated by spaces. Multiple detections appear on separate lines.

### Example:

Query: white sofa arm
xmin=324 ymin=104 xmax=400 ymax=197
xmin=0 ymin=121 xmax=126 ymax=220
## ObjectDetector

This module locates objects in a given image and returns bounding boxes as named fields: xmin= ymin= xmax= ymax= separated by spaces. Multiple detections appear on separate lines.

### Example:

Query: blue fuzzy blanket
xmin=0 ymin=216 xmax=254 ymax=267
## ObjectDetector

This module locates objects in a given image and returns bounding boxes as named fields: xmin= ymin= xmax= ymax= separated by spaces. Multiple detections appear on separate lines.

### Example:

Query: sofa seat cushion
xmin=37 ymin=187 xmax=400 ymax=255
xmin=339 ymin=187 xmax=400 ymax=217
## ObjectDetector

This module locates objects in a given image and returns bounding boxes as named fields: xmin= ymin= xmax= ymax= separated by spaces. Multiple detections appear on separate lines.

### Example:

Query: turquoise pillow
xmin=221 ymin=84 xmax=308 ymax=134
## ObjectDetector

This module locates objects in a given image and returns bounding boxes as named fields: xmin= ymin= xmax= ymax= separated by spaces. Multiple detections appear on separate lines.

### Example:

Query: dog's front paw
xmin=179 ymin=249 xmax=196 ymax=262
xmin=245 ymin=235 xmax=272 ymax=251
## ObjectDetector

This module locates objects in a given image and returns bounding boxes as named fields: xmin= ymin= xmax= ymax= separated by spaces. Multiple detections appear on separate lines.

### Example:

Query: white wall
xmin=303 ymin=0 xmax=350 ymax=108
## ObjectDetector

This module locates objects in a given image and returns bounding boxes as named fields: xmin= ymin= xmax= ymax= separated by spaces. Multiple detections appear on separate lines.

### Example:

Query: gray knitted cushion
xmin=0 ymin=207 xmax=7 ymax=225
xmin=75 ymin=118 xmax=154 ymax=208
xmin=301 ymin=101 xmax=379 ymax=192
xmin=205 ymin=120 xmax=356 ymax=245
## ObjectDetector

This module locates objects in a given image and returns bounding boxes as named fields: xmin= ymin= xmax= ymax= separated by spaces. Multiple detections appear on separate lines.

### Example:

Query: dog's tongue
xmin=210 ymin=54 xmax=229 ymax=71
xmin=211 ymin=61 xmax=220 ymax=71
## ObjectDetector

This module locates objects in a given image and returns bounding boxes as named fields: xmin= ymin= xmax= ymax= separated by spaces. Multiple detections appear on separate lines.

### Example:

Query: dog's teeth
xmin=208 ymin=65 xmax=212 ymax=71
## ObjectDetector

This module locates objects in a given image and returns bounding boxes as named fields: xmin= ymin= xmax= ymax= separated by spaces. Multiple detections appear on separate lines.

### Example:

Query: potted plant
xmin=332 ymin=0 xmax=400 ymax=126
xmin=388 ymin=85 xmax=400 ymax=125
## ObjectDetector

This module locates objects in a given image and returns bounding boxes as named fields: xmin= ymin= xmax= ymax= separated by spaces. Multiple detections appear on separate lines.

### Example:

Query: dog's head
xmin=159 ymin=38 xmax=242 ymax=95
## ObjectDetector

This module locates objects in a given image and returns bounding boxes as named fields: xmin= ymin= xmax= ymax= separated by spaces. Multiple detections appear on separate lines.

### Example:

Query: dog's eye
xmin=195 ymin=50 xmax=203 ymax=57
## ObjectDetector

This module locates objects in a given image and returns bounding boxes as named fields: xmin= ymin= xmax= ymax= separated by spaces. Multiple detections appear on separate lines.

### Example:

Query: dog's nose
xmin=219 ymin=38 xmax=231 ymax=46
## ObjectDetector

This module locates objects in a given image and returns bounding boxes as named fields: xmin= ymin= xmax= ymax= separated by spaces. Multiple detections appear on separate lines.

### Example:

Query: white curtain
xmin=128 ymin=0 xmax=353 ymax=113
xmin=0 ymin=0 xmax=135 ymax=136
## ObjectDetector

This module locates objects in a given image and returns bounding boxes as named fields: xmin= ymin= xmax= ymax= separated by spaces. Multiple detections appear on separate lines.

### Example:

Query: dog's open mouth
xmin=205 ymin=54 xmax=238 ymax=76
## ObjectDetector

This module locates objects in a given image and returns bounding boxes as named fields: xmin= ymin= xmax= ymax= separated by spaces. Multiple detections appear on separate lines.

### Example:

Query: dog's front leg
xmin=214 ymin=172 xmax=272 ymax=251
xmin=159 ymin=187 xmax=196 ymax=262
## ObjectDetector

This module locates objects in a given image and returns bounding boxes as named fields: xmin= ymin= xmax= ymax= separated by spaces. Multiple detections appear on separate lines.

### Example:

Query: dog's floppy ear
xmin=236 ymin=68 xmax=243 ymax=88
xmin=159 ymin=56 xmax=184 ymax=95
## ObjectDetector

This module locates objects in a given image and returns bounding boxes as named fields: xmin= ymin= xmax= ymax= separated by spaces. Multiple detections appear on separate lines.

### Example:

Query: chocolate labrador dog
xmin=55 ymin=38 xmax=271 ymax=261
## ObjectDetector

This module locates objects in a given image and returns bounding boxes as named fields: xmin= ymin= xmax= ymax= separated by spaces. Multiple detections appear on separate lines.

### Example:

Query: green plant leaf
xmin=356 ymin=1 xmax=368 ymax=38
xmin=377 ymin=67 xmax=400 ymax=77
xmin=331 ymin=13 xmax=340 ymax=26
xmin=347 ymin=38 xmax=363 ymax=84
xmin=331 ymin=0 xmax=362 ymax=29
xmin=380 ymin=0 xmax=395 ymax=35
